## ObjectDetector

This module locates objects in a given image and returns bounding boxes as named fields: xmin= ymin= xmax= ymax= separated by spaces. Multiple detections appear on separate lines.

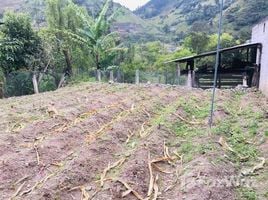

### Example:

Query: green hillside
xmin=135 ymin=0 xmax=268 ymax=42
xmin=1 ymin=0 xmax=268 ymax=43
xmin=0 ymin=0 xmax=164 ymax=43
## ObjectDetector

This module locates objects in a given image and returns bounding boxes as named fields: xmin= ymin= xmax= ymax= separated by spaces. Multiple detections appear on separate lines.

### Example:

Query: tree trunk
xmin=32 ymin=73 xmax=39 ymax=94
xmin=95 ymin=54 xmax=101 ymax=70
xmin=0 ymin=82 xmax=4 ymax=98
xmin=62 ymin=49 xmax=73 ymax=76
xmin=38 ymin=59 xmax=51 ymax=85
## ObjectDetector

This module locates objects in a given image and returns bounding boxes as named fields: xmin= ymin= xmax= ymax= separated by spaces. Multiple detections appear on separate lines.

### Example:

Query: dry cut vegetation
xmin=0 ymin=83 xmax=267 ymax=200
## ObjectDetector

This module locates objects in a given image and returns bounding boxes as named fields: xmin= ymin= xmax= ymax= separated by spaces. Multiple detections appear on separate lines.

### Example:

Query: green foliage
xmin=0 ymin=11 xmax=42 ymax=74
xmin=39 ymin=74 xmax=57 ymax=92
xmin=74 ymin=0 xmax=124 ymax=70
xmin=265 ymin=130 xmax=268 ymax=137
xmin=183 ymin=32 xmax=209 ymax=54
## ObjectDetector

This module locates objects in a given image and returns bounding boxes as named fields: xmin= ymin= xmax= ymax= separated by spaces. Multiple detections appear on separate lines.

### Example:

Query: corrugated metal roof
xmin=164 ymin=43 xmax=262 ymax=64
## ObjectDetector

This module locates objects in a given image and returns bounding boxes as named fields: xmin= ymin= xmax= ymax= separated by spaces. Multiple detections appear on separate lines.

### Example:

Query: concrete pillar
xmin=187 ymin=70 xmax=192 ymax=88
xmin=109 ymin=71 xmax=114 ymax=83
xmin=243 ymin=75 xmax=248 ymax=87
xmin=96 ymin=70 xmax=101 ymax=82
xmin=135 ymin=69 xmax=139 ymax=84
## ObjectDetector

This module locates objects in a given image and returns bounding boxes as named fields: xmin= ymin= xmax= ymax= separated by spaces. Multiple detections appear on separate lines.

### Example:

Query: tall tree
xmin=0 ymin=12 xmax=44 ymax=95
xmin=0 ymin=12 xmax=42 ymax=75
xmin=45 ymin=0 xmax=85 ymax=86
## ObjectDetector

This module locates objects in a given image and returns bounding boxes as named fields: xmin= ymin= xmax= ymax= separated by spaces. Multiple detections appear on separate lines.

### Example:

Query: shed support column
xmin=187 ymin=70 xmax=192 ymax=88
xmin=254 ymin=46 xmax=262 ymax=88
xmin=176 ymin=63 xmax=181 ymax=85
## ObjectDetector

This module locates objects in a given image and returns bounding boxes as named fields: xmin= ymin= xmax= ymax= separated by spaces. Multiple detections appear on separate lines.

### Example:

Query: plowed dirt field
xmin=0 ymin=83 xmax=267 ymax=200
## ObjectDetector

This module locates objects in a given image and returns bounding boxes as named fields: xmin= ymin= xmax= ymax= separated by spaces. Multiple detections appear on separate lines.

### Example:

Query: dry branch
xmin=151 ymin=163 xmax=173 ymax=174
xmin=81 ymin=186 xmax=90 ymax=200
xmin=10 ymin=181 xmax=26 ymax=200
xmin=218 ymin=137 xmax=235 ymax=153
xmin=126 ymin=130 xmax=135 ymax=144
xmin=173 ymin=113 xmax=202 ymax=125
xmin=147 ymin=153 xmax=154 ymax=197
xmin=34 ymin=145 xmax=40 ymax=165
xmin=100 ymin=158 xmax=126 ymax=187
xmin=117 ymin=179 xmax=144 ymax=200
xmin=152 ymin=175 xmax=159 ymax=200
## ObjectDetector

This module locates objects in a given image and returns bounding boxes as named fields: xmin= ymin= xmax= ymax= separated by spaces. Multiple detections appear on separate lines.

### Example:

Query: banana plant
xmin=75 ymin=0 xmax=125 ymax=70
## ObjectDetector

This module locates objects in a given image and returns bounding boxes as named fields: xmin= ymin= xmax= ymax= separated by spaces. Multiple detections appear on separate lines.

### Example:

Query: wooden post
xmin=158 ymin=74 xmax=161 ymax=84
xmin=135 ymin=69 xmax=139 ymax=84
xmin=96 ymin=70 xmax=101 ymax=82
xmin=0 ymin=82 xmax=4 ymax=98
xmin=116 ymin=69 xmax=121 ymax=83
xmin=109 ymin=71 xmax=114 ymax=83
xmin=165 ymin=70 xmax=168 ymax=84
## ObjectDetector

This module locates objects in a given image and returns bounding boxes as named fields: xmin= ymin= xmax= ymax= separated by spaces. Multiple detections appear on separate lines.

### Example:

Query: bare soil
xmin=0 ymin=83 xmax=267 ymax=200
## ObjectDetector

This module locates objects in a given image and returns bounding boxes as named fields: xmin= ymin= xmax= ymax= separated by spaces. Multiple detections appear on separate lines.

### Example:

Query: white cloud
xmin=113 ymin=0 xmax=150 ymax=11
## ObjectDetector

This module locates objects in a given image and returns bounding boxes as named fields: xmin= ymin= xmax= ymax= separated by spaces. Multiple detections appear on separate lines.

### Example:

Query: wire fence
xmin=72 ymin=68 xmax=188 ymax=86
xmin=1 ymin=68 xmax=188 ymax=97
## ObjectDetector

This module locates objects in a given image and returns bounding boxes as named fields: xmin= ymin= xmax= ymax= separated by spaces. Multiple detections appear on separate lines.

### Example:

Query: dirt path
xmin=0 ymin=83 xmax=267 ymax=200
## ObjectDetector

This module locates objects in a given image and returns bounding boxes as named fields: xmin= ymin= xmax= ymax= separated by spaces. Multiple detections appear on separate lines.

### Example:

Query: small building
xmin=251 ymin=17 xmax=268 ymax=96
xmin=166 ymin=17 xmax=268 ymax=96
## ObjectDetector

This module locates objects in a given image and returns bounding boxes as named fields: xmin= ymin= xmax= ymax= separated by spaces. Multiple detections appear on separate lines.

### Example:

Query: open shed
xmin=165 ymin=43 xmax=262 ymax=89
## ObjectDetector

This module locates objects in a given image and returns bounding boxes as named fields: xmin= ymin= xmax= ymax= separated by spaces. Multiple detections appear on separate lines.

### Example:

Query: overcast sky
xmin=113 ymin=0 xmax=150 ymax=11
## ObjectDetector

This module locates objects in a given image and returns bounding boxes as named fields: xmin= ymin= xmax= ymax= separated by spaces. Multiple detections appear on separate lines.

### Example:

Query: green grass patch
xmin=265 ymin=130 xmax=268 ymax=137
xmin=238 ymin=188 xmax=257 ymax=200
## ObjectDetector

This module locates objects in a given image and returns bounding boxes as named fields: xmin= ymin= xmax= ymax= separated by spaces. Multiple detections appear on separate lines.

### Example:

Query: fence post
xmin=165 ymin=70 xmax=168 ymax=84
xmin=158 ymin=74 xmax=161 ymax=84
xmin=116 ymin=69 xmax=121 ymax=83
xmin=135 ymin=69 xmax=140 ymax=84
xmin=96 ymin=69 xmax=101 ymax=82
xmin=109 ymin=70 xmax=114 ymax=83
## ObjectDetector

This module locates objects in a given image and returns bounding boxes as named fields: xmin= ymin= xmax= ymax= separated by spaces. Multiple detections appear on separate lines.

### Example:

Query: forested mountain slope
xmin=135 ymin=0 xmax=268 ymax=41
xmin=1 ymin=0 xmax=268 ymax=43
xmin=0 ymin=0 xmax=164 ymax=42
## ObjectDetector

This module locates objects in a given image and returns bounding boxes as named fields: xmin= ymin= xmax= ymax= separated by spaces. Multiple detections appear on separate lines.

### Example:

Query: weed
xmin=238 ymin=188 xmax=257 ymax=200
xmin=265 ymin=130 xmax=268 ymax=137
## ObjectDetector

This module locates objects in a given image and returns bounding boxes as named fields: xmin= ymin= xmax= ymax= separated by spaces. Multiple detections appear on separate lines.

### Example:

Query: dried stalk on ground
xmin=117 ymin=179 xmax=144 ymax=200
xmin=173 ymin=113 xmax=202 ymax=125
xmin=100 ymin=158 xmax=126 ymax=187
